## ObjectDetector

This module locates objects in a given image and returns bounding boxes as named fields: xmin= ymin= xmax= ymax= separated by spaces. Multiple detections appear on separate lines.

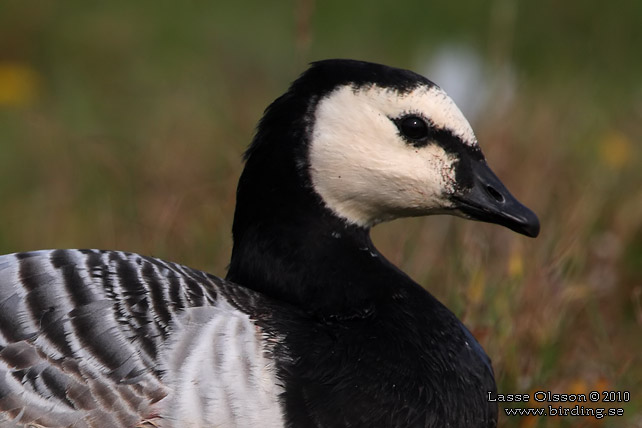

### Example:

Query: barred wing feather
xmin=0 ymin=249 xmax=285 ymax=428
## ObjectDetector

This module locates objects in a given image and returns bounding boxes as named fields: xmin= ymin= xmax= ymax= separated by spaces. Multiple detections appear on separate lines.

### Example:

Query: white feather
xmin=309 ymin=84 xmax=474 ymax=227
xmin=158 ymin=302 xmax=284 ymax=428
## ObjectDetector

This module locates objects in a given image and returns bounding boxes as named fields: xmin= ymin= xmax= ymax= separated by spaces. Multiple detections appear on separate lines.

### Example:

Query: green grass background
xmin=1 ymin=1 xmax=641 ymax=426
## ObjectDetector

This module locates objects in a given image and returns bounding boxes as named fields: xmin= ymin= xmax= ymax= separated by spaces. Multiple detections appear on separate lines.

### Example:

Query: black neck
xmin=227 ymin=215 xmax=391 ymax=315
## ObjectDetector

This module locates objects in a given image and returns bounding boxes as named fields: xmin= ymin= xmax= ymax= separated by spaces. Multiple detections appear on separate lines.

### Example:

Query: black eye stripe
xmin=390 ymin=115 xmax=484 ymax=160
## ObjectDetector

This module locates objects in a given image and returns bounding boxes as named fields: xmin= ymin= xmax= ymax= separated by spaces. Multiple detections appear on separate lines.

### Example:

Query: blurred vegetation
xmin=1 ymin=0 xmax=641 ymax=426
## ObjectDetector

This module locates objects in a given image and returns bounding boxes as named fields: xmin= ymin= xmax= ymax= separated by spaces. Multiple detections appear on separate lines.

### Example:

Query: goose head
xmin=234 ymin=59 xmax=539 ymax=240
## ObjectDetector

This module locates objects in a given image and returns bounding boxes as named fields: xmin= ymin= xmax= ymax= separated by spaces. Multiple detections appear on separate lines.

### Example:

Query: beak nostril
xmin=485 ymin=185 xmax=505 ymax=203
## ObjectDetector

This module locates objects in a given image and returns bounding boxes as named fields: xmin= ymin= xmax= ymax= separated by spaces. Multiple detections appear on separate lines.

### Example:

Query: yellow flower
xmin=599 ymin=131 xmax=634 ymax=170
xmin=0 ymin=61 xmax=40 ymax=107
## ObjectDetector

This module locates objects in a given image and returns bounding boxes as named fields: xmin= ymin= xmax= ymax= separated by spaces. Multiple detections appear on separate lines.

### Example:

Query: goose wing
xmin=0 ymin=249 xmax=284 ymax=427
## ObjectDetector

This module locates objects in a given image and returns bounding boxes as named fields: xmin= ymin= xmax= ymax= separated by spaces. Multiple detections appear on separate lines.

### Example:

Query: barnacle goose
xmin=0 ymin=59 xmax=539 ymax=428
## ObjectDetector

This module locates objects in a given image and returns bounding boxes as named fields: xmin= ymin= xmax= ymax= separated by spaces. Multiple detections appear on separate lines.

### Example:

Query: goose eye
xmin=397 ymin=116 xmax=429 ymax=141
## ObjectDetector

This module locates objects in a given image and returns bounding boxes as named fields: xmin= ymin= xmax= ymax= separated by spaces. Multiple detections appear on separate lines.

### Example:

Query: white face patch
xmin=308 ymin=84 xmax=477 ymax=227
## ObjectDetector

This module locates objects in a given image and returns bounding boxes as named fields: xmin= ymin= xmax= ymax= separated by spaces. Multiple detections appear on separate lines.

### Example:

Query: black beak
xmin=453 ymin=160 xmax=540 ymax=238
